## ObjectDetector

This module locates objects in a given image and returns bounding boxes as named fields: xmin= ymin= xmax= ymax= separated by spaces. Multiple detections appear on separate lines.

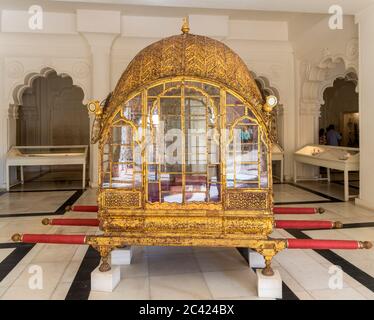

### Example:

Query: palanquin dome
xmin=104 ymin=30 xmax=264 ymax=122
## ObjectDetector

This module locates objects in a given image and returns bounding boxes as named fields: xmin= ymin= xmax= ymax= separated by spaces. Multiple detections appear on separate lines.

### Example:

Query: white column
xmin=77 ymin=10 xmax=120 ymax=187
xmin=282 ymin=53 xmax=297 ymax=182
xmin=82 ymin=34 xmax=117 ymax=187
xmin=355 ymin=6 xmax=374 ymax=210
xmin=296 ymin=103 xmax=320 ymax=179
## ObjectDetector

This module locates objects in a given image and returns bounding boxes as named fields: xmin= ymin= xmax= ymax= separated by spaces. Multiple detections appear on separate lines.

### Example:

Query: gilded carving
xmin=104 ymin=32 xmax=264 ymax=128
xmin=88 ymin=22 xmax=282 ymax=274
xmin=102 ymin=190 xmax=142 ymax=209
xmin=225 ymin=191 xmax=268 ymax=210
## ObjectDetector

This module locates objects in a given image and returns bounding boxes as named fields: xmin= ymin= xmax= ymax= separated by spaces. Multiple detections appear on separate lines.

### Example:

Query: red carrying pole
xmin=273 ymin=207 xmax=325 ymax=214
xmin=68 ymin=205 xmax=98 ymax=212
xmin=42 ymin=218 xmax=99 ymax=227
xmin=275 ymin=220 xmax=340 ymax=230
xmin=287 ymin=239 xmax=373 ymax=250
xmin=12 ymin=234 xmax=86 ymax=245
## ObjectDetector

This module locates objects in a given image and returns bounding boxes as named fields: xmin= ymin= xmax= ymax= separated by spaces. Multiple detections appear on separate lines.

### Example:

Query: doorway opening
xmin=11 ymin=69 xmax=89 ymax=190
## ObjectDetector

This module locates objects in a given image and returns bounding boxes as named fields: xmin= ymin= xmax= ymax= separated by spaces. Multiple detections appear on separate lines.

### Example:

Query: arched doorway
xmin=11 ymin=68 xmax=89 ymax=187
xmin=320 ymin=72 xmax=359 ymax=147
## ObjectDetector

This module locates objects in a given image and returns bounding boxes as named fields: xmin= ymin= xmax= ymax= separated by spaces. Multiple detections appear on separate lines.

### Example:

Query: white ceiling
xmin=52 ymin=0 xmax=374 ymax=15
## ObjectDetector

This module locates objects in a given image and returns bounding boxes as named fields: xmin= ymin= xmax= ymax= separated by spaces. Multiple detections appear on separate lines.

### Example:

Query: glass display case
xmin=294 ymin=144 xmax=359 ymax=201
xmin=6 ymin=145 xmax=88 ymax=190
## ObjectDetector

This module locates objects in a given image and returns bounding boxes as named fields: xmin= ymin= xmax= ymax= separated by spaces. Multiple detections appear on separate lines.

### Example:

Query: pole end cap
xmin=11 ymin=233 xmax=22 ymax=242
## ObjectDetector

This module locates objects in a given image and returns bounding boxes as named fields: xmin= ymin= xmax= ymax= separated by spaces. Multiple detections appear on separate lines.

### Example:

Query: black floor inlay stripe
xmin=274 ymin=200 xmax=332 ymax=205
xmin=9 ymin=189 xmax=84 ymax=193
xmin=0 ymin=243 xmax=35 ymax=282
xmin=285 ymin=229 xmax=374 ymax=292
xmin=55 ymin=190 xmax=84 ymax=214
xmin=286 ymin=182 xmax=343 ymax=203
xmin=65 ymin=246 xmax=100 ymax=300
xmin=236 ymin=248 xmax=299 ymax=300
xmin=0 ymin=189 xmax=84 ymax=218
xmin=341 ymin=222 xmax=374 ymax=229
xmin=332 ymin=181 xmax=360 ymax=190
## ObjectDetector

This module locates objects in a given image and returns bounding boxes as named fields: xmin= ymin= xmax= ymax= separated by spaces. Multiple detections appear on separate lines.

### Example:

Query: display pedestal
xmin=256 ymin=269 xmax=282 ymax=299
xmin=111 ymin=247 xmax=133 ymax=265
xmin=248 ymin=249 xmax=266 ymax=268
xmin=91 ymin=266 xmax=121 ymax=293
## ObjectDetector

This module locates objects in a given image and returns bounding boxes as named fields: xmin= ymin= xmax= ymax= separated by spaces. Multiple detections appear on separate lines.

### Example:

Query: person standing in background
xmin=326 ymin=124 xmax=342 ymax=146
xmin=319 ymin=128 xmax=327 ymax=145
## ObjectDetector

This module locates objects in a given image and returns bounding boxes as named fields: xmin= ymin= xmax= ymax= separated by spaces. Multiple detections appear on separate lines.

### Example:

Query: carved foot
xmin=261 ymin=255 xmax=275 ymax=276
xmin=94 ymin=245 xmax=113 ymax=273
xmin=99 ymin=257 xmax=111 ymax=272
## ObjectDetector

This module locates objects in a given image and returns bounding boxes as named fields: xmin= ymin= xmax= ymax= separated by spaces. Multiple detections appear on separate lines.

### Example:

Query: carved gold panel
xmin=225 ymin=190 xmax=269 ymax=210
xmin=101 ymin=189 xmax=142 ymax=210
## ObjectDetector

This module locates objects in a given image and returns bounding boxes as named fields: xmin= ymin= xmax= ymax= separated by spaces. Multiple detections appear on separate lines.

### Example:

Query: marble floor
xmin=0 ymin=184 xmax=373 ymax=300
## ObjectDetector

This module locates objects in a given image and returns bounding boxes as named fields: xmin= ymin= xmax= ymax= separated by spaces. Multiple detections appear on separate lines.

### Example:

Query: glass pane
xmin=203 ymin=84 xmax=220 ymax=96
xmin=112 ymin=145 xmax=133 ymax=163
xmin=236 ymin=182 xmax=258 ymax=189
xmin=103 ymin=173 xmax=110 ymax=188
xmin=185 ymin=81 xmax=202 ymax=89
xmin=112 ymin=163 xmax=133 ymax=182
xmin=226 ymin=92 xmax=242 ymax=105
xmin=162 ymin=116 xmax=181 ymax=130
xmin=165 ymin=81 xmax=182 ymax=89
xmin=123 ymin=95 xmax=142 ymax=124
xmin=103 ymin=144 xmax=110 ymax=154
xmin=160 ymin=98 xmax=181 ymax=115
xmin=209 ymin=184 xmax=221 ymax=202
xmin=134 ymin=173 xmax=142 ymax=188
xmin=147 ymin=165 xmax=158 ymax=181
xmin=146 ymin=143 xmax=158 ymax=162
xmin=186 ymin=193 xmax=207 ymax=202
xmin=102 ymin=161 xmax=110 ymax=173
xmin=226 ymin=106 xmax=245 ymax=125
xmin=165 ymin=87 xmax=181 ymax=96
xmin=111 ymin=126 xmax=133 ymax=145
xmin=185 ymin=164 xmax=206 ymax=173
xmin=236 ymin=163 xmax=258 ymax=182
xmin=185 ymin=174 xmax=207 ymax=203
xmin=161 ymin=174 xmax=182 ymax=191
xmin=162 ymin=192 xmax=183 ymax=203
xmin=161 ymin=163 xmax=182 ymax=173
xmin=111 ymin=181 xmax=132 ymax=188
xmin=185 ymin=98 xmax=206 ymax=116
xmin=148 ymin=183 xmax=159 ymax=202
xmin=260 ymin=138 xmax=269 ymax=188
xmin=208 ymin=165 xmax=220 ymax=182
xmin=148 ymin=84 xmax=163 ymax=96
xmin=148 ymin=98 xmax=157 ymax=114
xmin=161 ymin=173 xmax=183 ymax=203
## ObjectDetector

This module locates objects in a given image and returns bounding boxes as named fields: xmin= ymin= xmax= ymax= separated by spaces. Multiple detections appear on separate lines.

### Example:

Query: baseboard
xmin=355 ymin=198 xmax=374 ymax=212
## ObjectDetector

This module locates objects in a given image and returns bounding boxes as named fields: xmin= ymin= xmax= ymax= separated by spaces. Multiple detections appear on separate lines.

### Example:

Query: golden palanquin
xmin=88 ymin=22 xmax=285 ymax=274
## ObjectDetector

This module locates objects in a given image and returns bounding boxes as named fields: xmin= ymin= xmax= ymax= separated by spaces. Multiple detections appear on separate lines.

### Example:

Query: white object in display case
xmin=6 ymin=145 xmax=88 ymax=191
xmin=272 ymin=143 xmax=284 ymax=183
xmin=293 ymin=145 xmax=359 ymax=201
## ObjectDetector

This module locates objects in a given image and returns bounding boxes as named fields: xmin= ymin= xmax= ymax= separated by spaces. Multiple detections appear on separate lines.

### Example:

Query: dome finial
xmin=181 ymin=17 xmax=190 ymax=34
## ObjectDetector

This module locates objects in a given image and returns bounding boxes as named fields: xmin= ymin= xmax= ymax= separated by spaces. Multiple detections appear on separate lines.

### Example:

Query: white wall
xmin=355 ymin=5 xmax=374 ymax=210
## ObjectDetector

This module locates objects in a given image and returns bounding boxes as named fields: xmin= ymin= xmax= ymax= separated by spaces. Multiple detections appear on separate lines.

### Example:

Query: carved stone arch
xmin=302 ymin=54 xmax=358 ymax=108
xmin=297 ymin=44 xmax=359 ymax=168
xmin=319 ymin=70 xmax=358 ymax=106
xmin=250 ymin=71 xmax=280 ymax=102
xmin=11 ymin=67 xmax=86 ymax=106
xmin=250 ymin=71 xmax=283 ymax=147
xmin=9 ymin=67 xmax=89 ymax=146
